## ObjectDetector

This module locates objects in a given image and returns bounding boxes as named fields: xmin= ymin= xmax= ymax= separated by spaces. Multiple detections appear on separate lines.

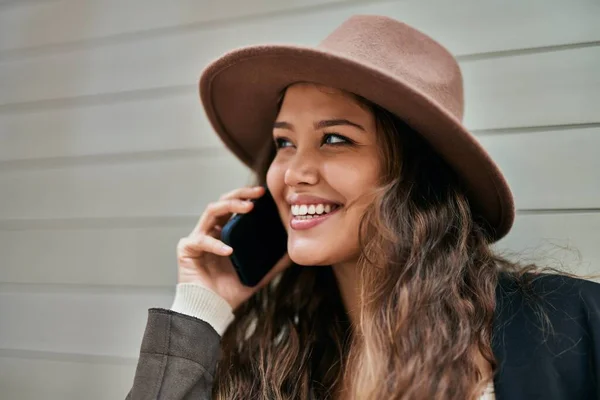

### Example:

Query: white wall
xmin=0 ymin=0 xmax=599 ymax=398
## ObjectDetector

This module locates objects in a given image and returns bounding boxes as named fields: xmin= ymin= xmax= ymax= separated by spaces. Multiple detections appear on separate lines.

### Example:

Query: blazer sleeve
xmin=125 ymin=308 xmax=222 ymax=400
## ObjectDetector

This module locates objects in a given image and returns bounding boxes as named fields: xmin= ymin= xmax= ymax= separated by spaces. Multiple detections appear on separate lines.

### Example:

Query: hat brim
xmin=199 ymin=45 xmax=514 ymax=241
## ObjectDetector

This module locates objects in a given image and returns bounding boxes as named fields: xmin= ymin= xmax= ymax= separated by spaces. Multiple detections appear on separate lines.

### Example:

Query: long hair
xmin=212 ymin=93 xmax=542 ymax=399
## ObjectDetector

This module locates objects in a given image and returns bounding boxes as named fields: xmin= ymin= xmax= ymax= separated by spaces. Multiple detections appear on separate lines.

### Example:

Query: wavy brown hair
xmin=212 ymin=91 xmax=543 ymax=399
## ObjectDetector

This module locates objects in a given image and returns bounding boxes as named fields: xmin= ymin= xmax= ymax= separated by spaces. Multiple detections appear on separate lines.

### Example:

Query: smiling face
xmin=266 ymin=83 xmax=382 ymax=267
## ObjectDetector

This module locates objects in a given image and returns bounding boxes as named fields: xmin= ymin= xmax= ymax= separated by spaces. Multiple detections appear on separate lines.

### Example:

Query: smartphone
xmin=220 ymin=188 xmax=287 ymax=287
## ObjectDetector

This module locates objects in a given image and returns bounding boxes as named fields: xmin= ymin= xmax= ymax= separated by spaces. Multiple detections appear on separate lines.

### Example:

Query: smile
xmin=290 ymin=203 xmax=340 ymax=217
xmin=289 ymin=203 xmax=341 ymax=230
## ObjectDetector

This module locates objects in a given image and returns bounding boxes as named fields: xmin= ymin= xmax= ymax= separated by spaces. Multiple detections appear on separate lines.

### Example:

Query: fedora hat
xmin=199 ymin=15 xmax=515 ymax=241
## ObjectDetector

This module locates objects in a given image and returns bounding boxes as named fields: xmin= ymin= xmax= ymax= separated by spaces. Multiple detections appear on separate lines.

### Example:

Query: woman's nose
xmin=283 ymin=150 xmax=320 ymax=187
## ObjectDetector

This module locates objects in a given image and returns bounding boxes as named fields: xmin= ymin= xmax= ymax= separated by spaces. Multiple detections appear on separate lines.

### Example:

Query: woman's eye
xmin=323 ymin=133 xmax=351 ymax=146
xmin=274 ymin=137 xmax=293 ymax=149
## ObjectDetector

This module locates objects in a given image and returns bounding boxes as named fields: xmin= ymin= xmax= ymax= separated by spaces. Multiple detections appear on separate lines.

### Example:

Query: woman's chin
xmin=288 ymin=251 xmax=330 ymax=266
xmin=286 ymin=232 xmax=361 ymax=267
xmin=287 ymin=241 xmax=332 ymax=266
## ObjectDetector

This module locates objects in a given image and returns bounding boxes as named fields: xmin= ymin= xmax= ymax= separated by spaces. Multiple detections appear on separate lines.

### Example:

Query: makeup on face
xmin=266 ymin=83 xmax=381 ymax=266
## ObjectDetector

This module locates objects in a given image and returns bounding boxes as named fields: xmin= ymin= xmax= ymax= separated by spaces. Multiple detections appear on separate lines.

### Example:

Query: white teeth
xmin=290 ymin=203 xmax=338 ymax=216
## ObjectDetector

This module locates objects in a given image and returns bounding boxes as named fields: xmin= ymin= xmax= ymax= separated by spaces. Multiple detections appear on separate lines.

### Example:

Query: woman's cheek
xmin=266 ymin=161 xmax=289 ymax=221
xmin=266 ymin=161 xmax=282 ymax=193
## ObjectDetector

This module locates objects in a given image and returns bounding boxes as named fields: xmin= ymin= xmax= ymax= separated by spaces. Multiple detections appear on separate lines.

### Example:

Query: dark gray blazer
xmin=126 ymin=274 xmax=600 ymax=399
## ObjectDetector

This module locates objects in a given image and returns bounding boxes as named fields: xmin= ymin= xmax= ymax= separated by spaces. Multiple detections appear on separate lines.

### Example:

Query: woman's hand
xmin=176 ymin=186 xmax=290 ymax=310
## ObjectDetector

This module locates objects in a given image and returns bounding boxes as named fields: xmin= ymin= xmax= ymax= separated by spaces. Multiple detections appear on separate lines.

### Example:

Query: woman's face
xmin=266 ymin=83 xmax=381 ymax=266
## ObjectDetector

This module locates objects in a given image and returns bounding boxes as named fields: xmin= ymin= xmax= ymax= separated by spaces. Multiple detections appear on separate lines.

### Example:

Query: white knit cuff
xmin=170 ymin=283 xmax=235 ymax=336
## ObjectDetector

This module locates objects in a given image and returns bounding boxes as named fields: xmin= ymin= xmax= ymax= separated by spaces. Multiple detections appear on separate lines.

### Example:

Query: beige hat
xmin=199 ymin=15 xmax=515 ymax=241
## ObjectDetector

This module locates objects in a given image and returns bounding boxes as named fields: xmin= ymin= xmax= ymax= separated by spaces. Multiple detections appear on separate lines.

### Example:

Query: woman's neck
xmin=331 ymin=261 xmax=361 ymax=327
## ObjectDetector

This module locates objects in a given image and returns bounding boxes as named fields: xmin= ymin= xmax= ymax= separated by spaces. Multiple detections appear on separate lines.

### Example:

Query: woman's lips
xmin=289 ymin=207 xmax=341 ymax=230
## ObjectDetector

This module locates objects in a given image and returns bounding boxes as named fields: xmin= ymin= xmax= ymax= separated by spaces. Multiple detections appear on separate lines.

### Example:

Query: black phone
xmin=220 ymin=188 xmax=287 ymax=287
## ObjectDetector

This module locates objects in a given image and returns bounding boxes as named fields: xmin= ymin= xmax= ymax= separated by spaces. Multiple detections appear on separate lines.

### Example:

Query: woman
xmin=126 ymin=15 xmax=600 ymax=400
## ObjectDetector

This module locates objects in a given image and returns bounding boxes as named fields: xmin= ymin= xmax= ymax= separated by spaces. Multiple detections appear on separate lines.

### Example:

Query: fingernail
xmin=221 ymin=244 xmax=233 ymax=253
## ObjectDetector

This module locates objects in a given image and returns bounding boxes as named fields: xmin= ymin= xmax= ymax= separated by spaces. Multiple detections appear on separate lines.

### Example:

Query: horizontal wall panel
xmin=2 ymin=48 xmax=599 ymax=163
xmin=0 ymin=288 xmax=171 ymax=358
xmin=0 ymin=224 xmax=189 ymax=286
xmin=462 ymin=47 xmax=600 ymax=130
xmin=0 ymin=355 xmax=135 ymax=400
xmin=0 ymin=0 xmax=351 ymax=53
xmin=0 ymin=87 xmax=224 ymax=162
xmin=496 ymin=212 xmax=600 ymax=278
xmin=0 ymin=156 xmax=253 ymax=220
xmin=476 ymin=126 xmax=600 ymax=210
xmin=1 ymin=2 xmax=599 ymax=108
xmin=0 ymin=87 xmax=220 ymax=162
xmin=1 ymin=0 xmax=598 ymax=55
xmin=1 ymin=127 xmax=598 ymax=221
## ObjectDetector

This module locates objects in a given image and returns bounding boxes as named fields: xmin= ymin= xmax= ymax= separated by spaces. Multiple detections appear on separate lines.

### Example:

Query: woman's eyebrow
xmin=273 ymin=121 xmax=293 ymax=130
xmin=273 ymin=119 xmax=365 ymax=131
xmin=315 ymin=119 xmax=365 ymax=131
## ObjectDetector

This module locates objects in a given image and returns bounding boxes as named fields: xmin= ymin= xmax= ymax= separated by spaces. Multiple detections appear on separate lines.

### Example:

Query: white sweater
xmin=170 ymin=283 xmax=495 ymax=399
xmin=170 ymin=282 xmax=235 ymax=335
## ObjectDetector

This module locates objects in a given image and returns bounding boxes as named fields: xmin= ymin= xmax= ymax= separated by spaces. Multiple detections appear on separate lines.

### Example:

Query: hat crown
xmin=318 ymin=15 xmax=464 ymax=120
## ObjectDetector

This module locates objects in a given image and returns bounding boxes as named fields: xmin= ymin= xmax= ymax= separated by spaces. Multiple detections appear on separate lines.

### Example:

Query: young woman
xmin=126 ymin=15 xmax=600 ymax=400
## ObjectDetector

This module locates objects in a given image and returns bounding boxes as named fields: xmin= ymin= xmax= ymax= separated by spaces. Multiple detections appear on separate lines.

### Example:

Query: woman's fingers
xmin=220 ymin=185 xmax=265 ymax=201
xmin=178 ymin=235 xmax=233 ymax=257
xmin=194 ymin=199 xmax=253 ymax=234
xmin=192 ymin=187 xmax=266 ymax=234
